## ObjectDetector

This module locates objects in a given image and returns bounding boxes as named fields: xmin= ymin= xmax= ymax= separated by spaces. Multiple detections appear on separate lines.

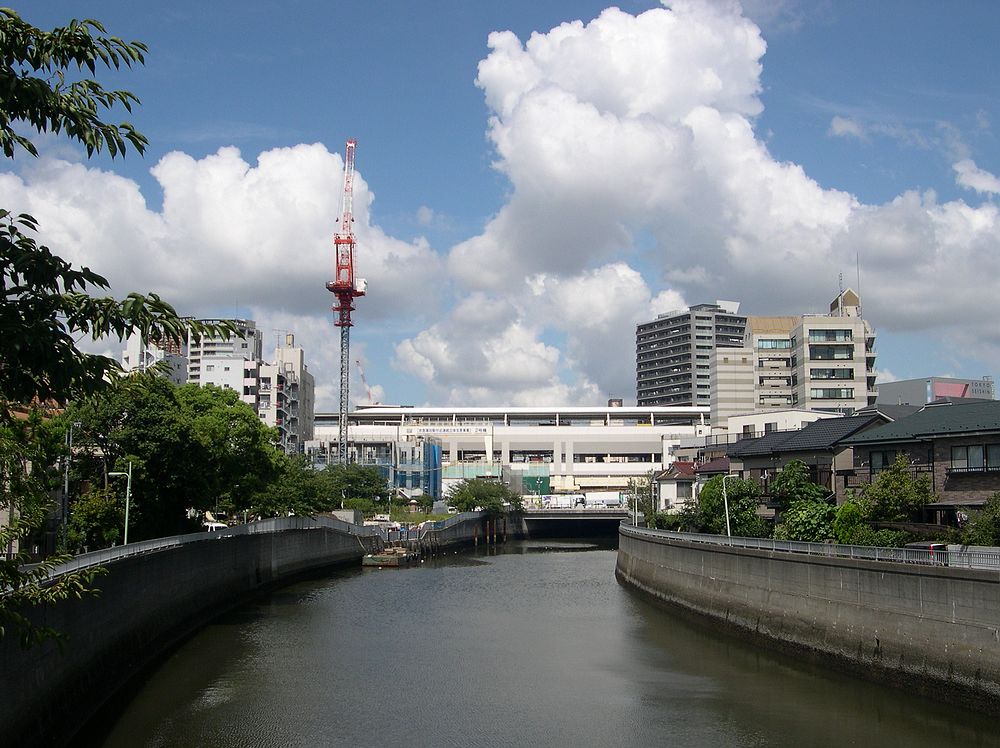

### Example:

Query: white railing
xmin=47 ymin=516 xmax=380 ymax=578
xmin=620 ymin=525 xmax=1000 ymax=571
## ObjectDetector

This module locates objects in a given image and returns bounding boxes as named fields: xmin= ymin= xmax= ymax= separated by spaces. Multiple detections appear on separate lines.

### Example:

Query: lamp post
xmin=721 ymin=473 xmax=738 ymax=540
xmin=62 ymin=421 xmax=82 ymax=547
xmin=109 ymin=461 xmax=133 ymax=546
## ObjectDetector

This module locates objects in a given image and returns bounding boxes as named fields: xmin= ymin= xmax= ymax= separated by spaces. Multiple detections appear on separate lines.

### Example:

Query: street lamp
xmin=109 ymin=461 xmax=133 ymax=546
xmin=62 ymin=421 xmax=82 ymax=547
xmin=721 ymin=473 xmax=739 ymax=540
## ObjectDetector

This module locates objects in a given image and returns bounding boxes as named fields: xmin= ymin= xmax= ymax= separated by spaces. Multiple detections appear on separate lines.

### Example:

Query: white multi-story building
xmin=121 ymin=331 xmax=187 ymax=385
xmin=187 ymin=319 xmax=263 ymax=409
xmin=257 ymin=334 xmax=315 ymax=454
xmin=308 ymin=404 xmax=711 ymax=497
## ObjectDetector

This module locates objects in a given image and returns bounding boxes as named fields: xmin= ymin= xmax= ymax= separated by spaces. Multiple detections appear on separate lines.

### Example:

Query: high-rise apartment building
xmin=187 ymin=319 xmax=263 ymax=409
xmin=123 ymin=318 xmax=317 ymax=454
xmin=257 ymin=334 xmax=316 ymax=454
xmin=636 ymin=302 xmax=747 ymax=407
xmin=709 ymin=290 xmax=877 ymax=423
xmin=121 ymin=331 xmax=187 ymax=385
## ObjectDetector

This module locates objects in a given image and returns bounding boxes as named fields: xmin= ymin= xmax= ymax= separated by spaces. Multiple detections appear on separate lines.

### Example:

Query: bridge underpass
xmin=519 ymin=508 xmax=631 ymax=539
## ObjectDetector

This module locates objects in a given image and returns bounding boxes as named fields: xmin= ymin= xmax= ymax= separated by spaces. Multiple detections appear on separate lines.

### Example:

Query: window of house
xmin=206 ymin=365 xmax=214 ymax=371
xmin=870 ymin=450 xmax=896 ymax=471
xmin=764 ymin=422 xmax=778 ymax=433
xmin=951 ymin=445 xmax=985 ymax=471
xmin=988 ymin=444 xmax=1000 ymax=470
xmin=241 ymin=343 xmax=248 ymax=348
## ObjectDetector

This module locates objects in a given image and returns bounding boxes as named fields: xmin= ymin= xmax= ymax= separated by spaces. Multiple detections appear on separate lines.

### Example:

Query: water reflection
xmin=90 ymin=541 xmax=999 ymax=748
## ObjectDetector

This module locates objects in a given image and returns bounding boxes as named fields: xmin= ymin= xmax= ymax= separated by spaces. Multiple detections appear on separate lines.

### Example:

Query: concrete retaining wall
xmin=0 ymin=525 xmax=372 ymax=748
xmin=616 ymin=526 xmax=1000 ymax=712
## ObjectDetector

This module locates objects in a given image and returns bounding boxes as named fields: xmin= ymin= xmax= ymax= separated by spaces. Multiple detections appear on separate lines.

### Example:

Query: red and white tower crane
xmin=326 ymin=139 xmax=366 ymax=464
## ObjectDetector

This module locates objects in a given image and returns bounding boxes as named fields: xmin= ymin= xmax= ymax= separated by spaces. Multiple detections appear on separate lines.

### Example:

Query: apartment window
xmin=809 ymin=345 xmax=853 ymax=361
xmin=206 ymin=365 xmax=214 ymax=372
xmin=758 ymin=339 xmax=792 ymax=349
xmin=224 ymin=366 xmax=230 ymax=372
xmin=810 ymin=368 xmax=852 ymax=380
xmin=241 ymin=342 xmax=248 ymax=348
xmin=808 ymin=329 xmax=853 ymax=342
xmin=810 ymin=387 xmax=854 ymax=399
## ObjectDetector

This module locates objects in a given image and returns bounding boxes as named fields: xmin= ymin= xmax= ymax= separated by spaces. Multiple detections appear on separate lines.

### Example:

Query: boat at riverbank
xmin=362 ymin=547 xmax=418 ymax=567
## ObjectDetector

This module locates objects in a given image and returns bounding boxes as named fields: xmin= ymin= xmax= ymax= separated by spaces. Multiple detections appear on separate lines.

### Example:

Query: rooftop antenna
xmin=856 ymin=251 xmax=863 ymax=319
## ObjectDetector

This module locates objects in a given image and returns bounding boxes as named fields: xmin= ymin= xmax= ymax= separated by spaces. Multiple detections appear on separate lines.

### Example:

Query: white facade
xmin=121 ymin=332 xmax=187 ymax=385
xmin=257 ymin=334 xmax=316 ymax=454
xmin=187 ymin=319 xmax=262 ymax=409
xmin=309 ymin=405 xmax=710 ymax=495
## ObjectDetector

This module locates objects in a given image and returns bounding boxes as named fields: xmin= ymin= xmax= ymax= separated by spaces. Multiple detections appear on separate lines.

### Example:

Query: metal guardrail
xmin=620 ymin=525 xmax=1000 ymax=571
xmin=45 ymin=515 xmax=381 ymax=579
xmin=46 ymin=511 xmax=494 ymax=580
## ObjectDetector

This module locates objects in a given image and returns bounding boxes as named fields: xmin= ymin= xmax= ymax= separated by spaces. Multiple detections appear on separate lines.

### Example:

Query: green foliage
xmin=66 ymin=488 xmax=122 ymax=551
xmin=624 ymin=475 xmax=655 ymax=523
xmin=447 ymin=479 xmax=523 ymax=516
xmin=0 ymin=9 xmax=148 ymax=159
xmin=683 ymin=475 xmax=767 ymax=538
xmin=416 ymin=493 xmax=434 ymax=514
xmin=649 ymin=511 xmax=685 ymax=531
xmin=854 ymin=454 xmax=935 ymax=522
xmin=251 ymin=460 xmax=389 ymax=519
xmin=0 ymin=8 xmax=231 ymax=647
xmin=769 ymin=460 xmax=828 ymax=511
xmin=832 ymin=500 xmax=865 ymax=544
xmin=1 ymin=418 xmax=106 ymax=648
xmin=961 ymin=493 xmax=1000 ymax=546
xmin=772 ymin=499 xmax=836 ymax=542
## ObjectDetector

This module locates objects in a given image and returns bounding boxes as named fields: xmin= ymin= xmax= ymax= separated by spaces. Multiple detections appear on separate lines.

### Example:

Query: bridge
xmin=520 ymin=507 xmax=632 ymax=538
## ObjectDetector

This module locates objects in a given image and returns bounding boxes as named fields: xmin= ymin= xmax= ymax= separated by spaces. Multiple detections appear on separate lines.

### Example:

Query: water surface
xmin=94 ymin=540 xmax=999 ymax=747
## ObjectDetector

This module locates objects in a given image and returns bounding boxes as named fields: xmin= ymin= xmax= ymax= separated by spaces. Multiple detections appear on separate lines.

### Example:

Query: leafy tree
xmin=448 ymin=479 xmax=523 ymax=516
xmin=66 ymin=488 xmax=123 ymax=551
xmin=772 ymin=500 xmax=836 ymax=542
xmin=61 ymin=378 xmax=282 ymax=540
xmin=832 ymin=500 xmax=866 ymax=544
xmin=769 ymin=460 xmax=828 ymax=511
xmin=325 ymin=464 xmax=390 ymax=510
xmin=415 ymin=493 xmax=434 ymax=514
xmin=624 ymin=474 xmax=655 ymax=523
xmin=0 ymin=8 xmax=231 ymax=644
xmin=961 ymin=493 xmax=1000 ymax=547
xmin=1 ymin=415 xmax=105 ymax=647
xmin=681 ymin=475 xmax=767 ymax=537
xmin=851 ymin=454 xmax=935 ymax=522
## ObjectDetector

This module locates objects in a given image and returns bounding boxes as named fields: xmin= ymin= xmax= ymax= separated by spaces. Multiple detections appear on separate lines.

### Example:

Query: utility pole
xmin=326 ymin=139 xmax=367 ymax=464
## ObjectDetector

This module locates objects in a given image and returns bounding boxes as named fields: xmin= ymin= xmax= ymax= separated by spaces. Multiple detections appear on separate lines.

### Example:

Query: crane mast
xmin=326 ymin=139 xmax=366 ymax=464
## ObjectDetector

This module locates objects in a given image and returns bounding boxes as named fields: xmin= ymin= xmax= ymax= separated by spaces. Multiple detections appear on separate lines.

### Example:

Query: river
xmin=89 ymin=540 xmax=998 ymax=747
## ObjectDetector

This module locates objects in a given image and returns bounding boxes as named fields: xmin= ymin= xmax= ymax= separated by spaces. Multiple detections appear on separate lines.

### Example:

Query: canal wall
xmin=616 ymin=525 xmax=1000 ymax=712
xmin=416 ymin=512 xmax=526 ymax=552
xmin=0 ymin=518 xmax=376 ymax=748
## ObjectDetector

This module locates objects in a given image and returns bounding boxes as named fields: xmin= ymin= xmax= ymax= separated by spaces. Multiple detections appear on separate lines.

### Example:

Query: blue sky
xmin=9 ymin=1 xmax=1000 ymax=409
